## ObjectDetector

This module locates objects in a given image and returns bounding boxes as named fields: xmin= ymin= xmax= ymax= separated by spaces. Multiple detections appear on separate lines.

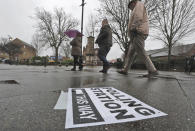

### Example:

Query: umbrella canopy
xmin=64 ymin=30 xmax=83 ymax=38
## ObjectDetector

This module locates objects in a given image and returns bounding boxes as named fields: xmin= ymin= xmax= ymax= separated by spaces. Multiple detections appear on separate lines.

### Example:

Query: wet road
xmin=0 ymin=64 xmax=195 ymax=131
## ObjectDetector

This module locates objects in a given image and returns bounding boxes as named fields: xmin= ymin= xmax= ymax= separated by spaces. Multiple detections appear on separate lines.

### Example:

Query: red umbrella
xmin=64 ymin=30 xmax=83 ymax=38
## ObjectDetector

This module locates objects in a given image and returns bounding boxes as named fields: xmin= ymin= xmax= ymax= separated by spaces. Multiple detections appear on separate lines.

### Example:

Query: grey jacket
xmin=95 ymin=25 xmax=112 ymax=48
xmin=70 ymin=36 xmax=82 ymax=56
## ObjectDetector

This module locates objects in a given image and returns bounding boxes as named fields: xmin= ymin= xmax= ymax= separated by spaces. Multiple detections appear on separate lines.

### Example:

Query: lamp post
xmin=81 ymin=0 xmax=86 ymax=45
xmin=80 ymin=0 xmax=86 ymax=68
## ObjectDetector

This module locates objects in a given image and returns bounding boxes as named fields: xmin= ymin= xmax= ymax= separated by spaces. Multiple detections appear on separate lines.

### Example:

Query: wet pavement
xmin=0 ymin=64 xmax=195 ymax=131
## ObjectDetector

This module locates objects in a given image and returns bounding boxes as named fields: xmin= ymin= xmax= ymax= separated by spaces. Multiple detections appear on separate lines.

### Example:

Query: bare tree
xmin=0 ymin=37 xmax=9 ymax=46
xmin=98 ymin=0 xmax=159 ymax=56
xmin=31 ymin=33 xmax=44 ymax=56
xmin=153 ymin=0 xmax=195 ymax=67
xmin=85 ymin=14 xmax=99 ymax=37
xmin=35 ymin=8 xmax=79 ymax=62
xmin=0 ymin=37 xmax=22 ymax=61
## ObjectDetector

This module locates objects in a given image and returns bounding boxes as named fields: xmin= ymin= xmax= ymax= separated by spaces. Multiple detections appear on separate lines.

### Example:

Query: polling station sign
xmin=65 ymin=87 xmax=167 ymax=129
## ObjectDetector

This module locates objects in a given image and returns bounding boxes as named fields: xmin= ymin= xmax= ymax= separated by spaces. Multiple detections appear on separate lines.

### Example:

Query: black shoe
xmin=117 ymin=70 xmax=128 ymax=75
xmin=99 ymin=69 xmax=104 ymax=73
xmin=102 ymin=65 xmax=110 ymax=74
xmin=79 ymin=65 xmax=83 ymax=71
xmin=71 ymin=68 xmax=76 ymax=71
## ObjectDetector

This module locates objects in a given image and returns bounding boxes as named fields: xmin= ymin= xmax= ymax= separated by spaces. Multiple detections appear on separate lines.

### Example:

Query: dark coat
xmin=70 ymin=37 xmax=82 ymax=56
xmin=95 ymin=25 xmax=112 ymax=48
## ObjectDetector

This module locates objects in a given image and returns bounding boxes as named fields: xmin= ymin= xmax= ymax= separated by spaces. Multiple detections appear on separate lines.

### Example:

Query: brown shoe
xmin=117 ymin=70 xmax=128 ymax=75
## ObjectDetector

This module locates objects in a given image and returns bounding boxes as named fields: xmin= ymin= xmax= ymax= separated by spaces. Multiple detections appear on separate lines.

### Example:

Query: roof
xmin=150 ymin=51 xmax=169 ymax=57
xmin=11 ymin=38 xmax=35 ymax=50
xmin=147 ymin=48 xmax=168 ymax=55
xmin=147 ymin=43 xmax=195 ymax=57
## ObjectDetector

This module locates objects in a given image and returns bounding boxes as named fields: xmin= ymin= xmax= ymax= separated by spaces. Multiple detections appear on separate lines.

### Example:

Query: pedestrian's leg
xmin=189 ymin=66 xmax=191 ymax=74
xmin=71 ymin=56 xmax=78 ymax=71
xmin=118 ymin=40 xmax=136 ymax=75
xmin=123 ymin=44 xmax=136 ymax=72
xmin=133 ymin=34 xmax=157 ymax=74
xmin=98 ymin=48 xmax=110 ymax=66
xmin=79 ymin=56 xmax=83 ymax=71
xmin=184 ymin=60 xmax=188 ymax=72
xmin=189 ymin=63 xmax=193 ymax=74
xmin=98 ymin=51 xmax=104 ymax=72
xmin=104 ymin=47 xmax=111 ymax=73
xmin=98 ymin=47 xmax=110 ymax=73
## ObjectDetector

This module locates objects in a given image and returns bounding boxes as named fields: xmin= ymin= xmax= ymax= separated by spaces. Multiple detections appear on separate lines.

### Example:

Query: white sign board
xmin=65 ymin=87 xmax=167 ymax=129
xmin=54 ymin=91 xmax=67 ymax=110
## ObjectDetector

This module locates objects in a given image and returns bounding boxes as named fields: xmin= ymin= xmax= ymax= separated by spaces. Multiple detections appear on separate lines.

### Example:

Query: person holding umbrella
xmin=65 ymin=30 xmax=83 ymax=71
xmin=70 ymin=33 xmax=83 ymax=71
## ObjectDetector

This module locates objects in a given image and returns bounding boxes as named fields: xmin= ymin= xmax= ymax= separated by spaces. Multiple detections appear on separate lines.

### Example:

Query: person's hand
xmin=130 ymin=29 xmax=137 ymax=36
xmin=131 ymin=28 xmax=137 ymax=33
xmin=95 ymin=40 xmax=98 ymax=44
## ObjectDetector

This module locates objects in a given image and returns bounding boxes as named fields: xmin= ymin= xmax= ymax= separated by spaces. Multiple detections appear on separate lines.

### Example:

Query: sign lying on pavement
xmin=54 ymin=91 xmax=67 ymax=110
xmin=65 ymin=87 xmax=167 ymax=129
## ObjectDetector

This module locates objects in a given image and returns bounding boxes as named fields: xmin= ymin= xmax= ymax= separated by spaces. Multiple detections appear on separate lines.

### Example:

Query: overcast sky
xmin=0 ymin=0 xmax=194 ymax=60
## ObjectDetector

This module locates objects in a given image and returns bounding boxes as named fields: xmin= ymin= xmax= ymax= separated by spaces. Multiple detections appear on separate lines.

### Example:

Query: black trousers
xmin=73 ymin=55 xmax=82 ymax=69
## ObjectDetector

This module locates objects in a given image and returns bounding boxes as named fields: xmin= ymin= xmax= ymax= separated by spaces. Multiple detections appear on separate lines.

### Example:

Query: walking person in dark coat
xmin=95 ymin=19 xmax=112 ymax=73
xmin=70 ymin=33 xmax=83 ymax=71
xmin=185 ymin=57 xmax=190 ymax=72
xmin=189 ymin=55 xmax=195 ymax=74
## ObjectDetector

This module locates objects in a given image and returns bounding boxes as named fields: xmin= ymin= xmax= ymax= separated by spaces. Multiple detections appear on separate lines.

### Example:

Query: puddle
xmin=0 ymin=80 xmax=19 ymax=84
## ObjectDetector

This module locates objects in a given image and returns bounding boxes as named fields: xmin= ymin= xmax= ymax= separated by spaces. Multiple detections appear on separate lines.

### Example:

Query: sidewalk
xmin=0 ymin=64 xmax=194 ymax=131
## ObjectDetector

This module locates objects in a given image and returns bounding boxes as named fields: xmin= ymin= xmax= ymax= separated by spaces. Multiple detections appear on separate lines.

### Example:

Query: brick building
xmin=11 ymin=38 xmax=36 ymax=61
xmin=0 ymin=38 xmax=36 ymax=61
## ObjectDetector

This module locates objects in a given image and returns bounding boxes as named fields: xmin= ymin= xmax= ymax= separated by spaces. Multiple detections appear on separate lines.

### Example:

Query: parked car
xmin=1 ymin=59 xmax=10 ymax=63
xmin=1 ymin=59 xmax=10 ymax=64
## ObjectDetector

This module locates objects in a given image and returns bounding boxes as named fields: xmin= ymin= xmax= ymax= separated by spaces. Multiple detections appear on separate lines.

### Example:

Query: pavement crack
xmin=176 ymin=78 xmax=195 ymax=112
